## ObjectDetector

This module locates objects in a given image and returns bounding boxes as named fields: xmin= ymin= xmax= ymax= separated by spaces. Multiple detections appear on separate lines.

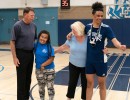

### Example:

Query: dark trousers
xmin=66 ymin=62 xmax=87 ymax=99
xmin=16 ymin=49 xmax=34 ymax=100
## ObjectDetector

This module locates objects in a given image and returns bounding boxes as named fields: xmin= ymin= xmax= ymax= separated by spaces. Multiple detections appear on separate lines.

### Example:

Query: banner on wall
xmin=107 ymin=0 xmax=130 ymax=19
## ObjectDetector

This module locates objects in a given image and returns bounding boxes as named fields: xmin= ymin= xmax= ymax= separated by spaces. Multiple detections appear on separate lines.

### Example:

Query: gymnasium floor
xmin=0 ymin=44 xmax=130 ymax=100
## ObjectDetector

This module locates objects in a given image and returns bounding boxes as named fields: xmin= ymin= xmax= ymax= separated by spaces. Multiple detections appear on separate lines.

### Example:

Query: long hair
xmin=37 ymin=30 xmax=52 ymax=57
xmin=37 ymin=30 xmax=51 ymax=44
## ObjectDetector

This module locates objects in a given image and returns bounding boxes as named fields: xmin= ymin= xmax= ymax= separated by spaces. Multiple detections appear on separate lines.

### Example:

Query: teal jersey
xmin=85 ymin=23 xmax=116 ymax=63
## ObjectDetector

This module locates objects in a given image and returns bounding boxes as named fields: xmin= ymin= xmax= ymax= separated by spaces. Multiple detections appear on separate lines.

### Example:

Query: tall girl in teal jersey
xmin=85 ymin=2 xmax=126 ymax=100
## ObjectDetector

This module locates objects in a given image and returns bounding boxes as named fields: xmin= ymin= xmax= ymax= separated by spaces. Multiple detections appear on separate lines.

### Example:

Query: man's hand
xmin=13 ymin=57 xmax=20 ymax=67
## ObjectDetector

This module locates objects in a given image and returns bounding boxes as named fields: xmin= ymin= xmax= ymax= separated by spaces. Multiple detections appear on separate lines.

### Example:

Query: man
xmin=10 ymin=7 xmax=37 ymax=100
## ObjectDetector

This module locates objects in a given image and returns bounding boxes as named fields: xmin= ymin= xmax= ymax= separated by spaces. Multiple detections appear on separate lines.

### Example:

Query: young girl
xmin=34 ymin=30 xmax=55 ymax=100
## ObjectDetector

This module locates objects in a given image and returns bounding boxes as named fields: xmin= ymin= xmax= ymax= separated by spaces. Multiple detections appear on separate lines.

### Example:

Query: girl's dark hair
xmin=38 ymin=30 xmax=51 ymax=44
xmin=92 ymin=2 xmax=104 ymax=14
xmin=36 ymin=30 xmax=52 ymax=57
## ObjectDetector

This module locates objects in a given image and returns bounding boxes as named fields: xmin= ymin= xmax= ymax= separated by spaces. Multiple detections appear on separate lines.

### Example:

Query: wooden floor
xmin=0 ymin=44 xmax=130 ymax=100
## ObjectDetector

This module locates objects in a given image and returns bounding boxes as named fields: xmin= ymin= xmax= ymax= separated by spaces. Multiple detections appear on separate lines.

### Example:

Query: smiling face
xmin=39 ymin=33 xmax=49 ymax=44
xmin=93 ymin=11 xmax=103 ymax=25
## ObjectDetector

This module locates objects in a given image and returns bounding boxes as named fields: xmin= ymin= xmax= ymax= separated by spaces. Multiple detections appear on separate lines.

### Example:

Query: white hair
xmin=70 ymin=21 xmax=85 ymax=36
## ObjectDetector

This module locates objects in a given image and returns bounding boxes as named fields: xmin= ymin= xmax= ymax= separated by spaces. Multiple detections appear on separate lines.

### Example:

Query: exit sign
xmin=61 ymin=0 xmax=70 ymax=9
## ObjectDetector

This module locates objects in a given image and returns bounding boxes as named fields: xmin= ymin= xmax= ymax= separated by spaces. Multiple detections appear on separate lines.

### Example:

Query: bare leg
xmin=98 ymin=76 xmax=106 ymax=100
xmin=67 ymin=97 xmax=71 ymax=100
xmin=86 ymin=74 xmax=95 ymax=100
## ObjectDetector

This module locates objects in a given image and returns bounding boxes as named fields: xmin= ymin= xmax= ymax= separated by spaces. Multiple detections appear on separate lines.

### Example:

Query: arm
xmin=111 ymin=38 xmax=126 ymax=51
xmin=55 ymin=44 xmax=69 ymax=54
xmin=10 ymin=41 xmax=20 ymax=67
xmin=41 ymin=57 xmax=54 ymax=70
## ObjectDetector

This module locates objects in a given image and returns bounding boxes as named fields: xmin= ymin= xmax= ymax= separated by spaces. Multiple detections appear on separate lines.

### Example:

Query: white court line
xmin=0 ymin=72 xmax=16 ymax=80
xmin=0 ymin=92 xmax=16 ymax=96
xmin=122 ymin=67 xmax=130 ymax=69
xmin=109 ymin=73 xmax=130 ymax=76
xmin=106 ymin=56 xmax=126 ymax=97
xmin=0 ymin=53 xmax=11 ymax=57
xmin=60 ymin=70 xmax=69 ymax=72
xmin=126 ymin=78 xmax=130 ymax=100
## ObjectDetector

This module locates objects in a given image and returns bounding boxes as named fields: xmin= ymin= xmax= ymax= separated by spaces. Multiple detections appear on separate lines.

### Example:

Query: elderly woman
xmin=55 ymin=21 xmax=87 ymax=100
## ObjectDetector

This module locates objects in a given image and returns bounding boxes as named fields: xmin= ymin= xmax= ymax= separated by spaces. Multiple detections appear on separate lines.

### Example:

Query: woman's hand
xmin=102 ymin=47 xmax=108 ymax=54
xmin=66 ymin=32 xmax=73 ymax=40
xmin=119 ymin=45 xmax=126 ymax=51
